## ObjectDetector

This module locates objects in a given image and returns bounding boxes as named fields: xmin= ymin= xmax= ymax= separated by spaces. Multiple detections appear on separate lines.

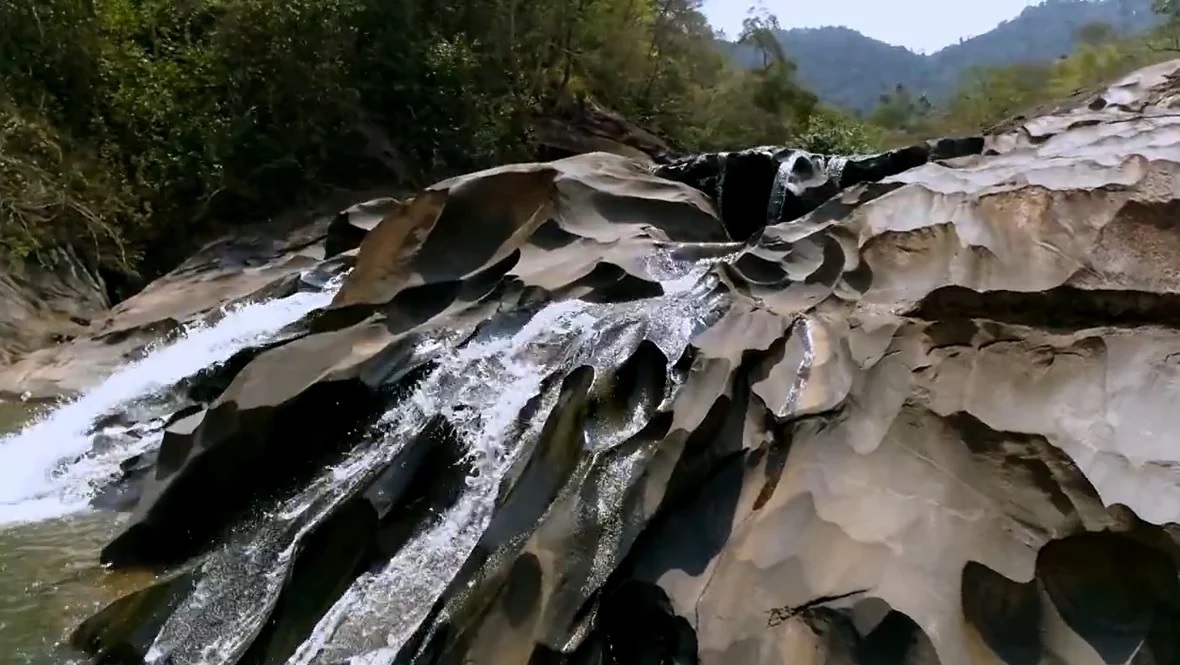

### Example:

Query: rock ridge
xmin=66 ymin=60 xmax=1180 ymax=665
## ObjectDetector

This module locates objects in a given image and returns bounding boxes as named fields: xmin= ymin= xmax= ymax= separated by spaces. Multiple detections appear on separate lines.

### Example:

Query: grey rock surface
xmin=68 ymin=60 xmax=1180 ymax=665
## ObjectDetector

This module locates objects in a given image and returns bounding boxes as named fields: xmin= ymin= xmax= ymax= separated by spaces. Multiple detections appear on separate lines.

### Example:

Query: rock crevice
xmin=66 ymin=60 xmax=1180 ymax=665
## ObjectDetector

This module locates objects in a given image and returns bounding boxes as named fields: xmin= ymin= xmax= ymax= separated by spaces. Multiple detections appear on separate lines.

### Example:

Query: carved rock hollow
xmin=71 ymin=60 xmax=1180 ymax=665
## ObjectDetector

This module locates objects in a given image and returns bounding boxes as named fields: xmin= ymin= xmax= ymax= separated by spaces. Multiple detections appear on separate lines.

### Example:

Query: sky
xmin=701 ymin=0 xmax=1047 ymax=54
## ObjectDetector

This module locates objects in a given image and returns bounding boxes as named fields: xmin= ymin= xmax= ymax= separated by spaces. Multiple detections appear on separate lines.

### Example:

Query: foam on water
xmin=128 ymin=256 xmax=727 ymax=665
xmin=285 ymin=306 xmax=587 ymax=665
xmin=286 ymin=266 xmax=726 ymax=665
xmin=0 ymin=280 xmax=342 ymax=527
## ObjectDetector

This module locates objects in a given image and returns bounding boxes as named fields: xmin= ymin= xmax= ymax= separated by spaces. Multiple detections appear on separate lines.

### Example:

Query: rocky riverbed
xmin=3 ymin=59 xmax=1180 ymax=665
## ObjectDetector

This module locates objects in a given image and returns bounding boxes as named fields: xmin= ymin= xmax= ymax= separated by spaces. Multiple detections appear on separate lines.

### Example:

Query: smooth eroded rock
xmin=71 ymin=60 xmax=1180 ymax=665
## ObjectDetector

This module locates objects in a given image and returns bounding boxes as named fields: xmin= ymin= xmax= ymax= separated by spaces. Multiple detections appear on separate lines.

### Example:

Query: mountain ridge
xmin=734 ymin=0 xmax=1161 ymax=111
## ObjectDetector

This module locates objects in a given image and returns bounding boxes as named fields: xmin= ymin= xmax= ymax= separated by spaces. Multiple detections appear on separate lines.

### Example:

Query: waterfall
xmin=0 ymin=279 xmax=343 ymax=527
xmin=134 ymin=258 xmax=728 ymax=665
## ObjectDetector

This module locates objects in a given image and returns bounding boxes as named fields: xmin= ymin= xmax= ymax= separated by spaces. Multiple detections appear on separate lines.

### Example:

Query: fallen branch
xmin=766 ymin=589 xmax=870 ymax=627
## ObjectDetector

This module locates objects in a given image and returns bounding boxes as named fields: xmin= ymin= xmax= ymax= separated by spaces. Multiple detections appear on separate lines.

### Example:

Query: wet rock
xmin=89 ymin=448 xmax=160 ymax=513
xmin=98 ymin=339 xmax=395 ymax=567
xmin=95 ymin=152 xmax=732 ymax=570
xmin=652 ymin=136 xmax=984 ymax=240
xmin=0 ymin=198 xmax=384 ymax=400
xmin=325 ymin=197 xmax=402 ymax=259
xmin=530 ymin=98 xmax=676 ymax=164
xmin=331 ymin=152 xmax=729 ymax=310
xmin=0 ymin=247 xmax=109 ymax=376
xmin=70 ymin=569 xmax=202 ymax=664
xmin=72 ymin=60 xmax=1180 ymax=665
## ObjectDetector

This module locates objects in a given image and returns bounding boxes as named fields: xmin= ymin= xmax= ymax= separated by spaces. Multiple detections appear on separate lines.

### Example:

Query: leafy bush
xmin=0 ymin=98 xmax=140 ymax=269
xmin=798 ymin=108 xmax=883 ymax=155
xmin=0 ymin=0 xmax=881 ymax=278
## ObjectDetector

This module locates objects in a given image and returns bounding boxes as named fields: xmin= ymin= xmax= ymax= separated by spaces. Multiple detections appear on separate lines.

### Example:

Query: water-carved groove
xmin=0 ymin=59 xmax=1176 ymax=665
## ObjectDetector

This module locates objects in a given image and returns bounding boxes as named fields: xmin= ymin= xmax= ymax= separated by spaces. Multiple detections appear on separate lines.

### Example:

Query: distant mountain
xmin=730 ymin=0 xmax=1162 ymax=112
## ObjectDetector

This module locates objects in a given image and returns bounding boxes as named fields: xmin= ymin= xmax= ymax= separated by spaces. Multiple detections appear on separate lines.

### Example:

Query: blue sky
xmin=701 ymin=0 xmax=1045 ymax=54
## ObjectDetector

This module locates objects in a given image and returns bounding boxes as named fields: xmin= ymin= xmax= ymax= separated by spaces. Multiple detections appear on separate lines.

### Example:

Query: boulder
xmin=0 ymin=198 xmax=383 ymax=399
xmin=325 ymin=197 xmax=403 ymax=259
xmin=71 ymin=60 xmax=1180 ymax=665
xmin=0 ymin=247 xmax=109 ymax=373
xmin=95 ymin=152 xmax=735 ymax=570
xmin=530 ymin=97 xmax=677 ymax=163
xmin=652 ymin=136 xmax=985 ymax=240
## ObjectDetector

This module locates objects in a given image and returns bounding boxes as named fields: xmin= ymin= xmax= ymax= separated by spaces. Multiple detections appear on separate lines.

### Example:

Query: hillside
xmin=735 ymin=0 xmax=1161 ymax=111
xmin=0 ymin=0 xmax=864 ymax=287
xmin=3 ymin=0 xmax=1167 ymax=294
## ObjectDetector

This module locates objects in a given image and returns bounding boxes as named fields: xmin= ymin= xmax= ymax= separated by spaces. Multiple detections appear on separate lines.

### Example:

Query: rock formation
xmin=0 ymin=202 xmax=381 ymax=399
xmin=530 ymin=97 xmax=678 ymax=164
xmin=0 ymin=247 xmax=110 ymax=374
xmin=69 ymin=59 xmax=1180 ymax=665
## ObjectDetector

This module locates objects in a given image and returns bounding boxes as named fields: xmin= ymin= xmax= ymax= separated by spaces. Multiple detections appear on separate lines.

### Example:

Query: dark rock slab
xmin=652 ymin=137 xmax=984 ymax=241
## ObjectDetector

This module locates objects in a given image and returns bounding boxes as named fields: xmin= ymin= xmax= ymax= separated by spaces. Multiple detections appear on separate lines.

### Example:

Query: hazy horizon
xmin=701 ymin=0 xmax=1049 ymax=54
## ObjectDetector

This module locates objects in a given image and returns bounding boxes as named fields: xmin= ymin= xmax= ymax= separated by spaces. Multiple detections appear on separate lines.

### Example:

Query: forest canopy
xmin=0 ymin=0 xmax=870 ymax=278
xmin=865 ymin=0 xmax=1180 ymax=142
xmin=2 ymin=0 xmax=1178 ymax=280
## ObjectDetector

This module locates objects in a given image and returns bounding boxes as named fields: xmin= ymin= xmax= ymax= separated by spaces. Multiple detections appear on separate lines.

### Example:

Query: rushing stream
xmin=0 ymin=281 xmax=343 ymax=664
xmin=135 ymin=258 xmax=725 ymax=665
xmin=0 ymin=249 xmax=728 ymax=664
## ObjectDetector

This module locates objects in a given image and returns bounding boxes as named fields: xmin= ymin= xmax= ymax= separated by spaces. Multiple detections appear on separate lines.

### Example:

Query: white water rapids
xmin=0 ymin=281 xmax=342 ymax=527
xmin=133 ymin=256 xmax=727 ymax=665
xmin=0 ymin=245 xmax=731 ymax=665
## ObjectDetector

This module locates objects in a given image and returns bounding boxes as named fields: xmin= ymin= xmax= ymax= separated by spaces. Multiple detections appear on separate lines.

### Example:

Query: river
xmin=0 ymin=282 xmax=343 ymax=663
xmin=0 ymin=400 xmax=152 ymax=664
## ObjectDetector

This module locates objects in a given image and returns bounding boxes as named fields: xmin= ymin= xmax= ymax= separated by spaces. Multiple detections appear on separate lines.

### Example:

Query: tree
xmin=1 ymin=0 xmax=881 ymax=276
xmin=1154 ymin=0 xmax=1180 ymax=22
xmin=1152 ymin=0 xmax=1180 ymax=51
xmin=735 ymin=11 xmax=818 ymax=139
xmin=1077 ymin=21 xmax=1117 ymax=46
xmin=868 ymin=84 xmax=933 ymax=132
xmin=870 ymin=16 xmax=1171 ymax=143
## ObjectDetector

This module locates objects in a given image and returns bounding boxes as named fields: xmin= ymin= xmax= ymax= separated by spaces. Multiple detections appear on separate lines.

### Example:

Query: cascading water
xmin=0 ymin=279 xmax=344 ymax=527
xmin=132 ymin=256 xmax=729 ymax=665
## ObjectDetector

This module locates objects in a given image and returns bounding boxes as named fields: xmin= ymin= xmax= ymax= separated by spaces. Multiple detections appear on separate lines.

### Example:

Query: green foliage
xmin=850 ymin=0 xmax=1178 ymax=144
xmin=1155 ymin=0 xmax=1180 ymax=22
xmin=797 ymin=108 xmax=883 ymax=155
xmin=733 ymin=0 xmax=1162 ymax=114
xmin=1151 ymin=0 xmax=1180 ymax=49
xmin=867 ymin=21 xmax=1176 ymax=143
xmin=1 ymin=0 xmax=873 ymax=276
xmin=1077 ymin=20 xmax=1119 ymax=46
xmin=0 ymin=98 xmax=140 ymax=269
xmin=868 ymin=85 xmax=933 ymax=132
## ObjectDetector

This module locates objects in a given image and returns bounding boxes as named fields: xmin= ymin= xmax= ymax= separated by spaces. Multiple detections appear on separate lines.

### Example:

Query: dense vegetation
xmin=5 ymin=0 xmax=1180 ymax=285
xmin=0 ymin=0 xmax=875 ymax=280
xmin=748 ymin=0 xmax=1161 ymax=112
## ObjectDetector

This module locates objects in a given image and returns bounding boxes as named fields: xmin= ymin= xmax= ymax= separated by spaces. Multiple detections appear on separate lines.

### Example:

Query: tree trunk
xmin=641 ymin=0 xmax=680 ymax=103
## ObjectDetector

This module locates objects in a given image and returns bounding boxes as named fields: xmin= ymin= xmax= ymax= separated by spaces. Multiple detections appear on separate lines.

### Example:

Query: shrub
xmin=0 ymin=0 xmax=878 ymax=278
